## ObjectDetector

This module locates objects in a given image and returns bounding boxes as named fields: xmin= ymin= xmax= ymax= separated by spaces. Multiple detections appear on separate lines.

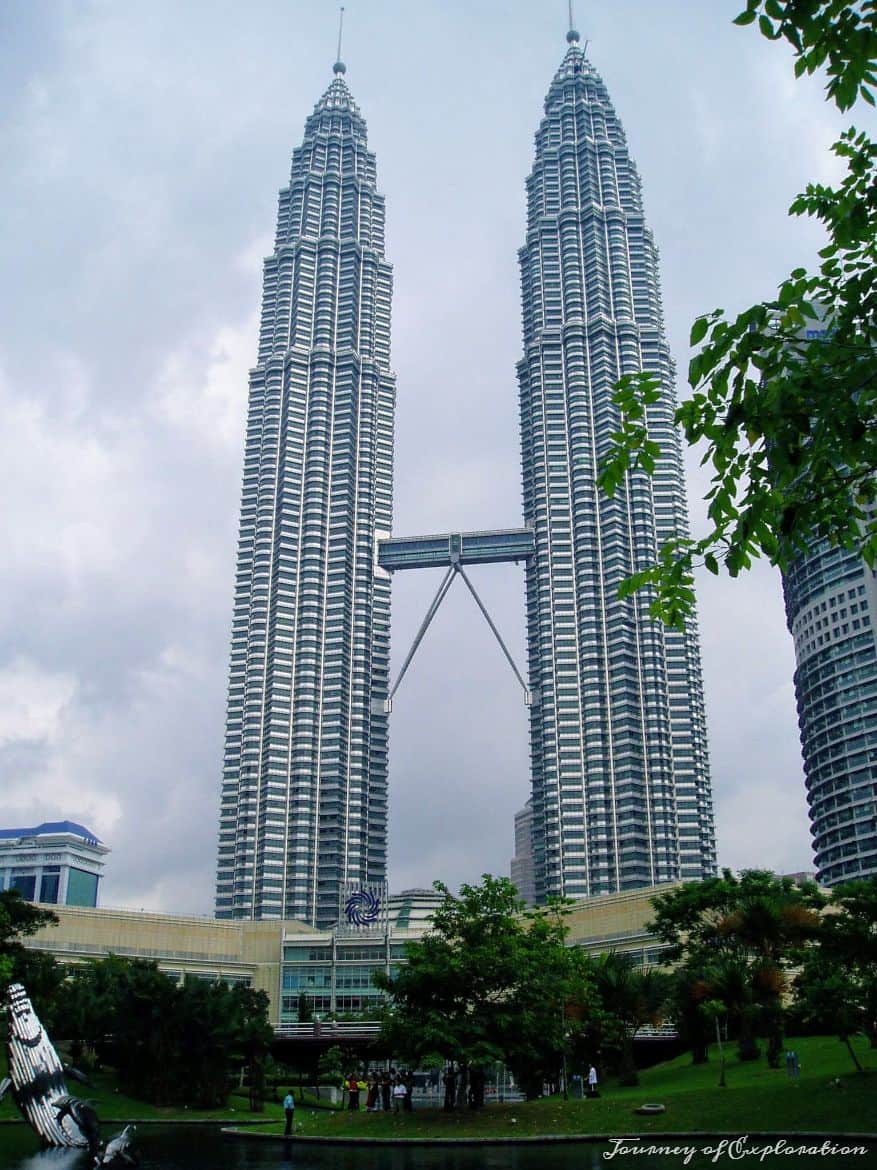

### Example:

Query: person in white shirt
xmin=392 ymin=1078 xmax=407 ymax=1113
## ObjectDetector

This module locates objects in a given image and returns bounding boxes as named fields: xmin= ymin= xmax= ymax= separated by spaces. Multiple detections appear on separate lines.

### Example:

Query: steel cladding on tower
xmin=518 ymin=31 xmax=716 ymax=900
xmin=215 ymin=62 xmax=395 ymax=927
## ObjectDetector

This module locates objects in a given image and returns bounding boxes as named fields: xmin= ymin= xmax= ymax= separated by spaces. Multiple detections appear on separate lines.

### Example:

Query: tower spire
xmin=567 ymin=0 xmax=581 ymax=43
xmin=333 ymin=7 xmax=346 ymax=75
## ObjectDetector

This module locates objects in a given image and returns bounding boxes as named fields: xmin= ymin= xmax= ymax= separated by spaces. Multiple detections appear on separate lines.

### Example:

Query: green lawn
xmin=1 ymin=1034 xmax=874 ymax=1147
xmin=0 ymin=1053 xmax=286 ymax=1125
xmin=237 ymin=1034 xmax=877 ymax=1140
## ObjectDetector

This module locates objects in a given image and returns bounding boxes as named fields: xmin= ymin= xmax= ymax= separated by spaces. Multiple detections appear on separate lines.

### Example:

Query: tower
xmin=784 ymin=541 xmax=877 ymax=885
xmin=517 ymin=26 xmax=716 ymax=899
xmin=215 ymin=52 xmax=395 ymax=926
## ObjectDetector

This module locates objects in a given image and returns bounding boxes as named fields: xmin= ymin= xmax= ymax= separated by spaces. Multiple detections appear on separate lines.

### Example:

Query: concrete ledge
xmin=221 ymin=1127 xmax=877 ymax=1147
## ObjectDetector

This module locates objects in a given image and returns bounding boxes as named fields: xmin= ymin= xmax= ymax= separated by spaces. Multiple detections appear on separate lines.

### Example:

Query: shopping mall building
xmin=23 ymin=884 xmax=673 ymax=1028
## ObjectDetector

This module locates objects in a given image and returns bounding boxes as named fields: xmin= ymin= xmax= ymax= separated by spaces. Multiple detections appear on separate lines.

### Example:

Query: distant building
xmin=0 ymin=821 xmax=109 ymax=907
xmin=24 ymin=883 xmax=672 ymax=1025
xmin=510 ymin=800 xmax=537 ymax=905
xmin=784 ymin=539 xmax=877 ymax=885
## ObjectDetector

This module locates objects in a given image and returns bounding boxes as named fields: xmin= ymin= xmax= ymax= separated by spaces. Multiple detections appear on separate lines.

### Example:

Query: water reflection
xmin=14 ymin=1151 xmax=86 ymax=1170
xmin=4 ymin=1126 xmax=876 ymax=1170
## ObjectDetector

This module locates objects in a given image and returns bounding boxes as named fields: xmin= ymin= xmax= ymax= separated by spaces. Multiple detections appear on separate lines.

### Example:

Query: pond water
xmin=3 ymin=1125 xmax=876 ymax=1170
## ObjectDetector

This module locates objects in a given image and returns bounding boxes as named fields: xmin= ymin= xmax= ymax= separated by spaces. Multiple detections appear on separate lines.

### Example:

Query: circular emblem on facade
xmin=344 ymin=888 xmax=381 ymax=926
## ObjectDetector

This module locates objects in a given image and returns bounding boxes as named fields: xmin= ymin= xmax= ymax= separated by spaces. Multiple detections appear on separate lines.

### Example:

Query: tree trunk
xmin=618 ymin=1034 xmax=639 ymax=1087
xmin=842 ymin=1034 xmax=865 ymax=1074
xmin=468 ymin=1065 xmax=485 ymax=1109
xmin=767 ymin=1027 xmax=783 ymax=1070
xmin=736 ymin=1015 xmax=759 ymax=1062
xmin=456 ymin=1064 xmax=469 ymax=1110
xmin=714 ymin=1017 xmax=726 ymax=1088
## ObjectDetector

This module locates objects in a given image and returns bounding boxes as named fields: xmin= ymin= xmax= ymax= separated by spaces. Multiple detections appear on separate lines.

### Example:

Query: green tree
xmin=592 ymin=952 xmax=672 ymax=1086
xmin=794 ymin=954 xmax=867 ymax=1072
xmin=10 ymin=948 xmax=65 ymax=1032
xmin=231 ymin=985 xmax=274 ymax=1111
xmin=55 ymin=957 xmax=273 ymax=1108
xmin=802 ymin=876 xmax=877 ymax=1049
xmin=706 ymin=953 xmax=763 ymax=1063
xmin=700 ymin=998 xmax=729 ymax=1087
xmin=667 ymin=960 xmax=716 ymax=1066
xmin=375 ymin=876 xmax=598 ymax=1101
xmin=648 ymin=870 xmax=823 ymax=1065
xmin=0 ymin=888 xmax=58 ymax=988
xmin=313 ymin=1044 xmax=345 ymax=1101
xmin=598 ymin=2 xmax=877 ymax=626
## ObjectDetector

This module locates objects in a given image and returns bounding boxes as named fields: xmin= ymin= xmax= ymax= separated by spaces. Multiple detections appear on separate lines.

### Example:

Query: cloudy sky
xmin=0 ymin=1 xmax=856 ymax=913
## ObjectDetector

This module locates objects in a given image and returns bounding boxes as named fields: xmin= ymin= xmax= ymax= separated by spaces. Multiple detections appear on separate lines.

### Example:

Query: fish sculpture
xmin=3 ymin=982 xmax=99 ymax=1153
xmin=98 ymin=1124 xmax=138 ymax=1165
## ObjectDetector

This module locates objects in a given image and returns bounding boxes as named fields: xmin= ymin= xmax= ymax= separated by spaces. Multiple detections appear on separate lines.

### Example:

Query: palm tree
xmin=718 ymin=889 xmax=817 ymax=1067
xmin=594 ymin=952 xmax=671 ymax=1087
xmin=706 ymin=954 xmax=760 ymax=1062
xmin=669 ymin=961 xmax=714 ymax=1065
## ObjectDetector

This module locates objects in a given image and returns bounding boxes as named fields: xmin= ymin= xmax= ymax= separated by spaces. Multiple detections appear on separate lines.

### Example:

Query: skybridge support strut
xmin=388 ymin=565 xmax=455 ymax=703
xmin=380 ymin=560 xmax=531 ymax=711
xmin=455 ymin=563 xmax=529 ymax=700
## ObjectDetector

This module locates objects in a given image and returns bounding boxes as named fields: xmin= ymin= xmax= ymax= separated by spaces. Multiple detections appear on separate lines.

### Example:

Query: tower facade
xmin=784 ymin=545 xmax=877 ymax=885
xmin=215 ymin=62 xmax=395 ymax=926
xmin=518 ymin=31 xmax=716 ymax=900
xmin=510 ymin=799 xmax=537 ymax=906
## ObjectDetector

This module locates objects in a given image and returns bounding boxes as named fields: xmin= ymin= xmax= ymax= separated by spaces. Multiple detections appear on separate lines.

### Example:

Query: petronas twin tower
xmin=215 ymin=27 xmax=716 ymax=926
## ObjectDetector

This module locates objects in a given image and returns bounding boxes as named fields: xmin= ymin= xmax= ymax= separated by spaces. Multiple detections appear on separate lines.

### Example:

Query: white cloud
xmin=0 ymin=658 xmax=76 ymax=749
xmin=151 ymin=312 xmax=256 ymax=453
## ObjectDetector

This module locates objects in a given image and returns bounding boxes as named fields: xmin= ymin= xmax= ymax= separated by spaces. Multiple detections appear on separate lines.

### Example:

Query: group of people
xmin=346 ymin=1068 xmax=413 ymax=1113
xmin=281 ymin=1062 xmax=601 ymax=1134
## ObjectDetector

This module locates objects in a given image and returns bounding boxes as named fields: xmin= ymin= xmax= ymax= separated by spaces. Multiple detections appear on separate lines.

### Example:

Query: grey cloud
xmin=1 ymin=1 xmax=840 ymax=911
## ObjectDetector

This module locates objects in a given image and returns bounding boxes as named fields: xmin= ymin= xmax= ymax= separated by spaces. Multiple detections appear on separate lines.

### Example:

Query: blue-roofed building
xmin=0 ymin=821 xmax=110 ymax=907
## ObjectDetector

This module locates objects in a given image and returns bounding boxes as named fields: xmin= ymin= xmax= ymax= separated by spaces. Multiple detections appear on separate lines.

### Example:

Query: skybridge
xmin=374 ymin=527 xmax=536 ymax=712
xmin=377 ymin=527 xmax=535 ymax=572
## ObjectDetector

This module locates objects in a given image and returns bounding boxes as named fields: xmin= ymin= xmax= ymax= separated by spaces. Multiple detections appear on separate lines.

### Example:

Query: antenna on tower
xmin=567 ymin=0 xmax=581 ymax=43
xmin=333 ymin=6 xmax=347 ymax=74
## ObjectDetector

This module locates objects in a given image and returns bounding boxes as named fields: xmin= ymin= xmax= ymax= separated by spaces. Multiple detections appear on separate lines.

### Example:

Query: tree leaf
xmin=690 ymin=316 xmax=710 ymax=346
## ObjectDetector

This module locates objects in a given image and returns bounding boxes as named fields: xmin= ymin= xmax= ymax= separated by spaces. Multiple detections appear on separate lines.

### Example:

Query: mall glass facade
xmin=279 ymin=888 xmax=442 ymax=1021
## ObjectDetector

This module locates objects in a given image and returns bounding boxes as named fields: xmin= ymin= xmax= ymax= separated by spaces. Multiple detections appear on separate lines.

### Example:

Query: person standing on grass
xmin=366 ymin=1073 xmax=379 ymax=1111
xmin=381 ymin=1068 xmax=392 ymax=1111
xmin=587 ymin=1064 xmax=599 ymax=1098
xmin=393 ymin=1076 xmax=407 ymax=1113
xmin=346 ymin=1073 xmax=360 ymax=1110
xmin=283 ymin=1089 xmax=295 ymax=1136
xmin=442 ymin=1065 xmax=456 ymax=1111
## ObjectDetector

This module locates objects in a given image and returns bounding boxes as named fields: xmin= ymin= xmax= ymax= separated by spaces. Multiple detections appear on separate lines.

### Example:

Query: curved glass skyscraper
xmin=784 ymin=544 xmax=877 ymax=885
xmin=518 ymin=30 xmax=716 ymax=899
xmin=215 ymin=61 xmax=395 ymax=927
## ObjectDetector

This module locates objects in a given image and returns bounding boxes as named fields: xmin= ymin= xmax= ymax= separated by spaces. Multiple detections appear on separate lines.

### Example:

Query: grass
xmin=1 ymin=1034 xmax=874 ymax=1149
xmin=0 ymin=1052 xmax=286 ymax=1125
xmin=235 ymin=1034 xmax=877 ymax=1140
